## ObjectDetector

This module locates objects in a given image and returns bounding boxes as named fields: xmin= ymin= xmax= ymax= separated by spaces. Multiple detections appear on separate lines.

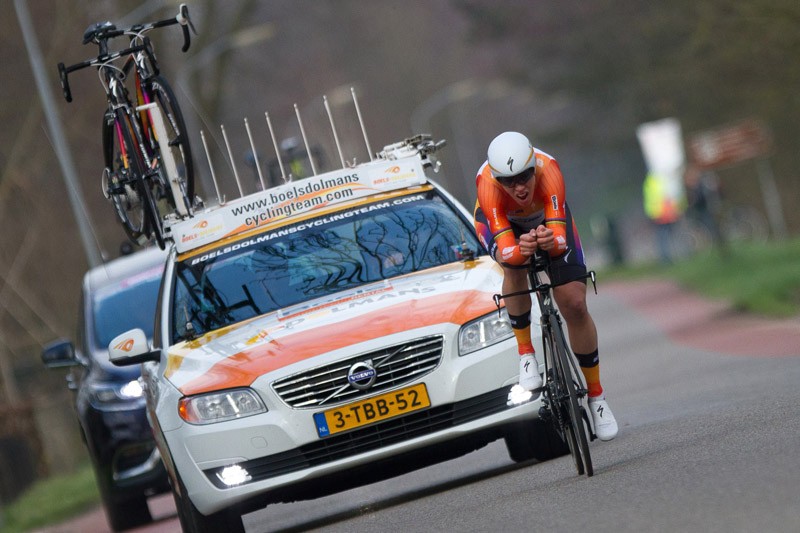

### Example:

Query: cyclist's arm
xmin=476 ymin=170 xmax=528 ymax=266
xmin=538 ymin=159 xmax=569 ymax=256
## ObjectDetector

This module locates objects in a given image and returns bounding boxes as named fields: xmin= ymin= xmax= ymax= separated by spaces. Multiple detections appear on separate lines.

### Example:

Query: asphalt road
xmin=38 ymin=280 xmax=800 ymax=533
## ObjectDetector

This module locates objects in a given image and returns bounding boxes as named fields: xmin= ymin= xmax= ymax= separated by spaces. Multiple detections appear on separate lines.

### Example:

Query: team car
xmin=110 ymin=130 xmax=566 ymax=531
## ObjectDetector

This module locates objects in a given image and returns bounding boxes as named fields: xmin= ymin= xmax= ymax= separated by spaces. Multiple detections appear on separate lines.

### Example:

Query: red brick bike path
xmin=602 ymin=279 xmax=800 ymax=357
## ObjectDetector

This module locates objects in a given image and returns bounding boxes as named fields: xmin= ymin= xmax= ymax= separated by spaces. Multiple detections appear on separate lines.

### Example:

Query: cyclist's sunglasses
xmin=496 ymin=167 xmax=535 ymax=188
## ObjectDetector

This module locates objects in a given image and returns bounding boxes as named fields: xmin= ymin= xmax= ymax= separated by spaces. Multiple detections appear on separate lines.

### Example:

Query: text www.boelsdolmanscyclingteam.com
xmin=231 ymin=173 xmax=361 ymax=227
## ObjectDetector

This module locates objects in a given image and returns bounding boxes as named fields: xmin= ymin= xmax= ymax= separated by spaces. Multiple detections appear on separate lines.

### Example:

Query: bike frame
xmin=527 ymin=259 xmax=595 ymax=397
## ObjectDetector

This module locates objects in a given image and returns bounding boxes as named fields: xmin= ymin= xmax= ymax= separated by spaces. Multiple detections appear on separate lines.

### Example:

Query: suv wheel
xmin=100 ymin=489 xmax=152 ymax=531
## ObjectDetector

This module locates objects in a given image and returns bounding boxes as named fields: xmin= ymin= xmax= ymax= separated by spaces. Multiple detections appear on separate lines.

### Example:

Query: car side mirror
xmin=108 ymin=329 xmax=160 ymax=366
xmin=41 ymin=338 xmax=78 ymax=368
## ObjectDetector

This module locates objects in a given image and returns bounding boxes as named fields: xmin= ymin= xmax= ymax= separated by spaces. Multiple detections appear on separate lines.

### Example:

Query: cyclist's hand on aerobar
xmin=518 ymin=230 xmax=539 ymax=257
xmin=535 ymin=225 xmax=554 ymax=251
xmin=519 ymin=225 xmax=554 ymax=256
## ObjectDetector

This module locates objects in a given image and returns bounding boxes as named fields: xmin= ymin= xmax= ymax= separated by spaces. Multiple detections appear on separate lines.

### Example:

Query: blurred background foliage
xmin=0 ymin=0 xmax=798 ymax=488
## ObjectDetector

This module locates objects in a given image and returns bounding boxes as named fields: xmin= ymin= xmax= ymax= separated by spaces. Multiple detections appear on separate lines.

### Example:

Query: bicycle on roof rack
xmin=494 ymin=253 xmax=598 ymax=476
xmin=57 ymin=3 xmax=197 ymax=249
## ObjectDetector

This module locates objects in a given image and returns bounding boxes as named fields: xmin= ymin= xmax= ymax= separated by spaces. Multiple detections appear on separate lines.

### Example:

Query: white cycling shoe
xmin=588 ymin=397 xmax=618 ymax=441
xmin=518 ymin=353 xmax=543 ymax=391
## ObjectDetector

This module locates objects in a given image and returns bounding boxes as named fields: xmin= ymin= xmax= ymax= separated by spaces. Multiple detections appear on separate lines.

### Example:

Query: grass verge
xmin=1 ymin=463 xmax=100 ymax=533
xmin=598 ymin=237 xmax=800 ymax=317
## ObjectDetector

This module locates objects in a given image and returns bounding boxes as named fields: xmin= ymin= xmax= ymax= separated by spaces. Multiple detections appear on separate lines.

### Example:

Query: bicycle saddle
xmin=83 ymin=21 xmax=116 ymax=44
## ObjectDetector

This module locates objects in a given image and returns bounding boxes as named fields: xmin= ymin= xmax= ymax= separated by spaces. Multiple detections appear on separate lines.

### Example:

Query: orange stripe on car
xmin=177 ymin=290 xmax=498 ymax=396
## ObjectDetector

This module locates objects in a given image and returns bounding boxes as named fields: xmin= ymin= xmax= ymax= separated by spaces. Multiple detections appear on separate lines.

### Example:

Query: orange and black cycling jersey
xmin=473 ymin=148 xmax=569 ymax=266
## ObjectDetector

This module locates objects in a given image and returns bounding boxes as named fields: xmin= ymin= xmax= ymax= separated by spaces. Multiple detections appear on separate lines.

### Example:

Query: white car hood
xmin=165 ymin=257 xmax=503 ymax=396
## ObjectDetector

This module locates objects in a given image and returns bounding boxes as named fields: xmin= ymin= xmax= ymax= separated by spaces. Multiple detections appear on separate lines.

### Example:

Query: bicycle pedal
xmin=538 ymin=405 xmax=553 ymax=421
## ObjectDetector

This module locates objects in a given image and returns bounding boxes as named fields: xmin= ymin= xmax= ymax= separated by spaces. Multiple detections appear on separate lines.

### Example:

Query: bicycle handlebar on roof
xmin=57 ymin=3 xmax=195 ymax=103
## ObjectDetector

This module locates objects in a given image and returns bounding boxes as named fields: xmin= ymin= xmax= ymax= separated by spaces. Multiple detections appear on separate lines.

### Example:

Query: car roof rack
xmin=165 ymin=87 xmax=446 ymax=253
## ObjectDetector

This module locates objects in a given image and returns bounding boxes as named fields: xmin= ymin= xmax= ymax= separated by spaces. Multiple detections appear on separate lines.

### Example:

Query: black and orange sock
xmin=508 ymin=311 xmax=535 ymax=355
xmin=575 ymin=349 xmax=603 ymax=398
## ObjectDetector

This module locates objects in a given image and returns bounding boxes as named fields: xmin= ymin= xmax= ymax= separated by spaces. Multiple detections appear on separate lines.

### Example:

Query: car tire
xmin=91 ymin=458 xmax=153 ymax=532
xmin=101 ymin=489 xmax=152 ymax=532
xmin=504 ymin=418 xmax=570 ymax=463
xmin=172 ymin=470 xmax=245 ymax=533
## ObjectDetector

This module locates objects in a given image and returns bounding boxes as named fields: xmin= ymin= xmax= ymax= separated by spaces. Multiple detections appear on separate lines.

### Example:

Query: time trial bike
xmin=494 ymin=253 xmax=597 ymax=476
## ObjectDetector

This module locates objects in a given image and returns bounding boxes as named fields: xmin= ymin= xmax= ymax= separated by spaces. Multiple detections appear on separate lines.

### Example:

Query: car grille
xmin=271 ymin=335 xmax=444 ymax=408
xmin=205 ymin=386 xmax=512 ymax=488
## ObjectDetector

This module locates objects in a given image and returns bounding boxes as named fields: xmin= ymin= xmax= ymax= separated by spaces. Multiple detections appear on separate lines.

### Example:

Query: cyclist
xmin=473 ymin=131 xmax=618 ymax=441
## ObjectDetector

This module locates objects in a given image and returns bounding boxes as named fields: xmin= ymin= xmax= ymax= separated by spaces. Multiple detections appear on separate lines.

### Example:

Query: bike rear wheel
xmin=550 ymin=314 xmax=593 ymax=476
xmin=103 ymin=110 xmax=149 ymax=244
xmin=141 ymin=75 xmax=195 ymax=214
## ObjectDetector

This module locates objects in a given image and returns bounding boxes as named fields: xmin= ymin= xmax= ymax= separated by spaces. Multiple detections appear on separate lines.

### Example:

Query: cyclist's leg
xmin=474 ymin=203 xmax=541 ymax=390
xmin=553 ymin=281 xmax=596 ymax=355
xmin=549 ymin=206 xmax=618 ymax=440
xmin=548 ymin=205 xmax=599 ymax=387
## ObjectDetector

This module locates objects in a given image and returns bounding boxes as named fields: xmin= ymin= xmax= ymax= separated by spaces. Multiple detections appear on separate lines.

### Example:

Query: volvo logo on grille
xmin=347 ymin=360 xmax=377 ymax=391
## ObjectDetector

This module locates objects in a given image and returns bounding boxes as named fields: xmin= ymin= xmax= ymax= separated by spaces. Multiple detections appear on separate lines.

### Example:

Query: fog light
xmin=507 ymin=384 xmax=533 ymax=406
xmin=216 ymin=465 xmax=251 ymax=487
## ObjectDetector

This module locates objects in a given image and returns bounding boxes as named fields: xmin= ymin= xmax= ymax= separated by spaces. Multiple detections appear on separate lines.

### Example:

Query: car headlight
xmin=179 ymin=389 xmax=266 ymax=425
xmin=88 ymin=379 xmax=144 ymax=405
xmin=458 ymin=308 xmax=513 ymax=356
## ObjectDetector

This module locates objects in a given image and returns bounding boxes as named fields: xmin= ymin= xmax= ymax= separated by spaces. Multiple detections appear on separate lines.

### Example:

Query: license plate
xmin=314 ymin=383 xmax=430 ymax=437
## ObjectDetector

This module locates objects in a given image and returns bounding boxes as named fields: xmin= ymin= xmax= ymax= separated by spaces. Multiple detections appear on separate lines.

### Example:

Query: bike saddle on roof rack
xmin=83 ymin=21 xmax=116 ymax=44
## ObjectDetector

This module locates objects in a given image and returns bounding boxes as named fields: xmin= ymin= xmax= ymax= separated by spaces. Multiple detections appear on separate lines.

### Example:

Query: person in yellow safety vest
xmin=643 ymin=172 xmax=686 ymax=263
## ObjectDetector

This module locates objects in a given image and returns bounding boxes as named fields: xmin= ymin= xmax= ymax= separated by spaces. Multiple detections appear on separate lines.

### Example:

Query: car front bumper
xmin=158 ymin=326 xmax=545 ymax=515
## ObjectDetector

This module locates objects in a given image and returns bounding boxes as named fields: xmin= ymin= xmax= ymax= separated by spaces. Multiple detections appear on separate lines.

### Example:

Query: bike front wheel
xmin=545 ymin=314 xmax=593 ymax=476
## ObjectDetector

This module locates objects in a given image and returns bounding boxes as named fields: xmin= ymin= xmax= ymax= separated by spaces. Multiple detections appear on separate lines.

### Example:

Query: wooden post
xmin=755 ymin=158 xmax=787 ymax=239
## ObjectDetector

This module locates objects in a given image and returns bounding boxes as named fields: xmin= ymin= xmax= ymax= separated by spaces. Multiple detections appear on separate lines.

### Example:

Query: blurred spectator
xmin=684 ymin=164 xmax=726 ymax=250
xmin=643 ymin=172 xmax=685 ymax=263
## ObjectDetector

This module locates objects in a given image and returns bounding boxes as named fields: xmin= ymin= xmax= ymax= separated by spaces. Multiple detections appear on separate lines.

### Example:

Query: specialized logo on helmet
xmin=507 ymin=156 xmax=514 ymax=172
xmin=347 ymin=360 xmax=377 ymax=391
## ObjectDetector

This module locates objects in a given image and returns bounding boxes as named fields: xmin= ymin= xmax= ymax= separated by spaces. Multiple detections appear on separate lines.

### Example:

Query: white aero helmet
xmin=487 ymin=131 xmax=535 ymax=178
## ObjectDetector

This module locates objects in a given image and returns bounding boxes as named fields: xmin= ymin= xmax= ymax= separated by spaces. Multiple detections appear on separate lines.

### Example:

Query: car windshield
xmin=93 ymin=266 xmax=162 ymax=348
xmin=171 ymin=189 xmax=482 ymax=341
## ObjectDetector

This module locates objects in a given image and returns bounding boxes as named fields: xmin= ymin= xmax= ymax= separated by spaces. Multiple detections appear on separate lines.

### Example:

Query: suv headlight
xmin=179 ymin=389 xmax=266 ymax=425
xmin=87 ymin=379 xmax=144 ymax=407
xmin=458 ymin=308 xmax=513 ymax=355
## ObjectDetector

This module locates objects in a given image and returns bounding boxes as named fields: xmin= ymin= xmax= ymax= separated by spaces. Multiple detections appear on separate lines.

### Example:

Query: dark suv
xmin=42 ymin=247 xmax=169 ymax=531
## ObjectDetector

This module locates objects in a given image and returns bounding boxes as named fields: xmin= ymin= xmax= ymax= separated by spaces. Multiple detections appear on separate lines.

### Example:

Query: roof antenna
xmin=244 ymin=117 xmax=266 ymax=190
xmin=220 ymin=123 xmax=244 ymax=197
xmin=200 ymin=130 xmax=224 ymax=205
xmin=324 ymin=95 xmax=345 ymax=168
xmin=265 ymin=111 xmax=287 ymax=184
xmin=294 ymin=103 xmax=318 ymax=177
xmin=352 ymin=87 xmax=373 ymax=161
